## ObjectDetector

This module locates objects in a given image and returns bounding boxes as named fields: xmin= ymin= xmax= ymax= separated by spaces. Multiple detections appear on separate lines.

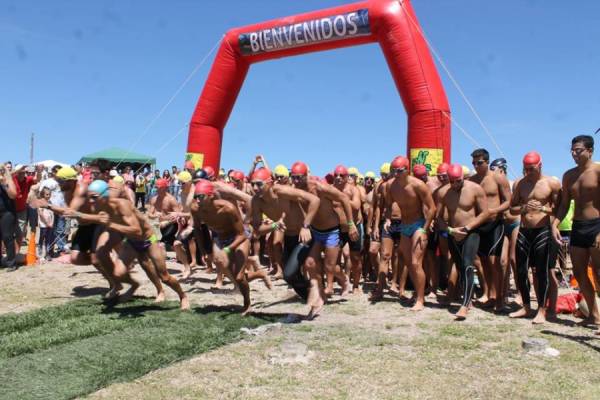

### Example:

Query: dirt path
xmin=2 ymin=261 xmax=600 ymax=399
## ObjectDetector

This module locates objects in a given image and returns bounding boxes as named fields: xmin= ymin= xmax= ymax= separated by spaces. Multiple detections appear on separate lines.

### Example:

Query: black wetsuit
xmin=448 ymin=232 xmax=480 ymax=307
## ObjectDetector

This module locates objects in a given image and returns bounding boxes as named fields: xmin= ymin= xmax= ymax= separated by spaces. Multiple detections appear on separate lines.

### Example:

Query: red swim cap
xmin=523 ymin=151 xmax=542 ymax=166
xmin=231 ymin=170 xmax=245 ymax=182
xmin=447 ymin=164 xmax=464 ymax=180
xmin=437 ymin=162 xmax=450 ymax=175
xmin=251 ymin=168 xmax=272 ymax=183
xmin=156 ymin=178 xmax=169 ymax=189
xmin=291 ymin=161 xmax=308 ymax=176
xmin=184 ymin=160 xmax=195 ymax=170
xmin=203 ymin=166 xmax=215 ymax=179
xmin=194 ymin=179 xmax=214 ymax=196
xmin=334 ymin=165 xmax=348 ymax=176
xmin=391 ymin=156 xmax=409 ymax=170
xmin=413 ymin=164 xmax=427 ymax=178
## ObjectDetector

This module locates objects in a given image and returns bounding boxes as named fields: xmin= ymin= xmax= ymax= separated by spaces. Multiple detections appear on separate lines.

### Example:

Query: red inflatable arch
xmin=187 ymin=0 xmax=450 ymax=174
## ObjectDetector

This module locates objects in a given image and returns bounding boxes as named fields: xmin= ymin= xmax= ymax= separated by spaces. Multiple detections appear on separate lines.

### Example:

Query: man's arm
xmin=214 ymin=182 xmax=252 ymax=210
xmin=222 ymin=204 xmax=248 ymax=251
xmin=553 ymin=172 xmax=572 ymax=226
xmin=509 ymin=180 xmax=523 ymax=216
xmin=103 ymin=200 xmax=144 ymax=239
xmin=2 ymin=170 xmax=17 ymax=199
xmin=274 ymin=185 xmax=320 ymax=227
xmin=415 ymin=180 xmax=436 ymax=231
xmin=250 ymin=196 xmax=263 ymax=232
xmin=466 ymin=185 xmax=490 ymax=231
xmin=491 ymin=173 xmax=511 ymax=214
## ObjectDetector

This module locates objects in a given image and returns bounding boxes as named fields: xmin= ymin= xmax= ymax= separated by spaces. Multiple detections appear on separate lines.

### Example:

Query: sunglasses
xmin=291 ymin=175 xmax=304 ymax=180
xmin=571 ymin=148 xmax=587 ymax=155
xmin=472 ymin=160 xmax=486 ymax=166
xmin=349 ymin=174 xmax=357 ymax=178
xmin=523 ymin=166 xmax=538 ymax=172
xmin=250 ymin=181 xmax=265 ymax=188
xmin=87 ymin=194 xmax=101 ymax=199
xmin=392 ymin=168 xmax=406 ymax=174
xmin=365 ymin=177 xmax=375 ymax=182
xmin=437 ymin=174 xmax=448 ymax=179
xmin=274 ymin=175 xmax=286 ymax=180
xmin=450 ymin=179 xmax=463 ymax=185
xmin=334 ymin=174 xmax=347 ymax=178
xmin=194 ymin=194 xmax=207 ymax=201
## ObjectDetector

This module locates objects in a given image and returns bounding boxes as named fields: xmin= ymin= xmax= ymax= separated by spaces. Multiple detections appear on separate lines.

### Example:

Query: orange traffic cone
xmin=26 ymin=231 xmax=37 ymax=266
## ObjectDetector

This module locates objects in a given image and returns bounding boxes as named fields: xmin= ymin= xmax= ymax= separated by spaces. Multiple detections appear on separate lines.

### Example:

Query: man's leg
xmin=370 ymin=237 xmax=393 ymax=301
xmin=0 ymin=212 xmax=16 ymax=268
xmin=231 ymin=240 xmax=252 ymax=315
xmin=147 ymin=243 xmax=189 ymax=310
xmin=368 ymin=240 xmax=380 ymax=282
xmin=404 ymin=232 xmax=427 ymax=311
xmin=570 ymin=246 xmax=600 ymax=324
xmin=304 ymin=243 xmax=326 ymax=319
xmin=270 ymin=229 xmax=284 ymax=279
xmin=510 ymin=230 xmax=533 ymax=318
xmin=173 ymin=240 xmax=191 ymax=279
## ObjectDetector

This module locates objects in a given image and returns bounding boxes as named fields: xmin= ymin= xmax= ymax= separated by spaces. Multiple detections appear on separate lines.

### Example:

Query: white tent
xmin=35 ymin=160 xmax=70 ymax=169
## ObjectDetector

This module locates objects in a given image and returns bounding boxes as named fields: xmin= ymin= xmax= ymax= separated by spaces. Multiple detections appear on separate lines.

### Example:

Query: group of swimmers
xmin=40 ymin=134 xmax=600 ymax=326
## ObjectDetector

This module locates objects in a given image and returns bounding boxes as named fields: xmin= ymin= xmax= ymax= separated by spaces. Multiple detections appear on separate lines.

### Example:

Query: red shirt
xmin=13 ymin=175 xmax=35 ymax=212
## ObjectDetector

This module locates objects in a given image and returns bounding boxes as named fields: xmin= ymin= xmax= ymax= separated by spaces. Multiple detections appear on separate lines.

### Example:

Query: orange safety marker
xmin=25 ymin=231 xmax=37 ymax=266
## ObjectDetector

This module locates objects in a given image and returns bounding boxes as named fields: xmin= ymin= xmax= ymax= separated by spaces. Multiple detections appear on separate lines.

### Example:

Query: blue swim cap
xmin=88 ymin=180 xmax=109 ymax=198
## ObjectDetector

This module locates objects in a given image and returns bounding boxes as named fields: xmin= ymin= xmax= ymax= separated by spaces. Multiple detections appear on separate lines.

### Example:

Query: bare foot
xmin=180 ymin=296 xmax=190 ymax=311
xmin=154 ymin=291 xmax=166 ymax=303
xmin=211 ymin=281 xmax=223 ymax=290
xmin=576 ymin=317 xmax=600 ymax=327
xmin=241 ymin=305 xmax=252 ymax=316
xmin=263 ymin=275 xmax=273 ymax=290
xmin=509 ymin=307 xmax=531 ymax=318
xmin=478 ymin=295 xmax=489 ymax=304
xmin=119 ymin=282 xmax=140 ymax=303
xmin=369 ymin=290 xmax=383 ymax=302
xmin=455 ymin=306 xmax=469 ymax=320
xmin=205 ymin=267 xmax=215 ymax=274
xmin=532 ymin=310 xmax=546 ymax=324
xmin=426 ymin=291 xmax=437 ymax=300
xmin=340 ymin=279 xmax=351 ymax=297
xmin=389 ymin=284 xmax=399 ymax=295
xmin=307 ymin=303 xmax=324 ymax=321
xmin=181 ymin=266 xmax=191 ymax=280
xmin=352 ymin=287 xmax=363 ymax=295
xmin=324 ymin=287 xmax=334 ymax=298
xmin=410 ymin=301 xmax=425 ymax=312
xmin=103 ymin=287 xmax=120 ymax=300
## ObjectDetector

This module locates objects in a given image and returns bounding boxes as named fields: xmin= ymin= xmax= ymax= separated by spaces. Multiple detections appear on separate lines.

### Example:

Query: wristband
xmin=271 ymin=222 xmax=278 ymax=231
xmin=417 ymin=227 xmax=427 ymax=234
xmin=348 ymin=221 xmax=355 ymax=227
xmin=448 ymin=227 xmax=454 ymax=236
xmin=302 ymin=224 xmax=310 ymax=230
xmin=223 ymin=246 xmax=232 ymax=255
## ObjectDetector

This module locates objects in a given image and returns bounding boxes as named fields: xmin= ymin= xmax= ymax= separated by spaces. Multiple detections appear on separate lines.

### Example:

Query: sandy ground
xmin=2 ymin=258 xmax=600 ymax=399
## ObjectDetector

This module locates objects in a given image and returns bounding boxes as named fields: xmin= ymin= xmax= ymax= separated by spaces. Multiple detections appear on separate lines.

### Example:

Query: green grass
xmin=0 ymin=298 xmax=278 ymax=400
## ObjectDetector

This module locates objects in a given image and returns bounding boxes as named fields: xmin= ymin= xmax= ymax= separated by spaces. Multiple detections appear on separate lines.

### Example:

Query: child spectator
xmin=37 ymin=187 xmax=54 ymax=260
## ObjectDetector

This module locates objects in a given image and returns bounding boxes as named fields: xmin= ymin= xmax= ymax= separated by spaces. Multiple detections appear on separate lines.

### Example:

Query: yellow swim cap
xmin=365 ymin=171 xmax=376 ymax=179
xmin=112 ymin=176 xmax=124 ymax=184
xmin=56 ymin=166 xmax=78 ymax=181
xmin=178 ymin=171 xmax=192 ymax=183
xmin=462 ymin=166 xmax=471 ymax=176
xmin=348 ymin=167 xmax=359 ymax=176
xmin=273 ymin=164 xmax=289 ymax=177
xmin=380 ymin=162 xmax=391 ymax=175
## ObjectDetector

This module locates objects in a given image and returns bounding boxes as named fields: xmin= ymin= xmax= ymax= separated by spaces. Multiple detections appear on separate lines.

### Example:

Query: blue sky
xmin=1 ymin=0 xmax=599 ymax=178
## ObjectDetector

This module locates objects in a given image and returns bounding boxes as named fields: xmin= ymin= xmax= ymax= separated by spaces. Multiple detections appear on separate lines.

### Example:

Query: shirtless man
xmin=367 ymin=165 xmax=390 ymax=284
xmin=191 ymin=179 xmax=261 ymax=315
xmin=414 ymin=164 xmax=444 ymax=297
xmin=43 ymin=166 xmax=124 ymax=298
xmin=509 ymin=152 xmax=560 ymax=324
xmin=437 ymin=164 xmax=490 ymax=319
xmin=552 ymin=135 xmax=600 ymax=327
xmin=381 ymin=156 xmax=436 ymax=311
xmin=77 ymin=180 xmax=189 ymax=309
xmin=249 ymin=167 xmax=320 ymax=300
xmin=362 ymin=171 xmax=377 ymax=281
xmin=291 ymin=161 xmax=358 ymax=319
xmin=332 ymin=165 xmax=364 ymax=294
xmin=370 ymin=163 xmax=407 ymax=300
xmin=469 ymin=148 xmax=512 ymax=311
xmin=147 ymin=178 xmax=190 ymax=278
xmin=490 ymin=158 xmax=520 ymax=303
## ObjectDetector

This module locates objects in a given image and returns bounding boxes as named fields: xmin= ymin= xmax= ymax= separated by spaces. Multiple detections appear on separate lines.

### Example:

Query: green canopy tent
xmin=78 ymin=147 xmax=156 ymax=172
